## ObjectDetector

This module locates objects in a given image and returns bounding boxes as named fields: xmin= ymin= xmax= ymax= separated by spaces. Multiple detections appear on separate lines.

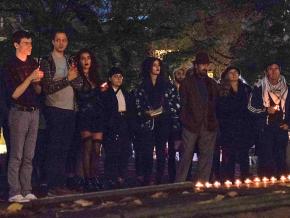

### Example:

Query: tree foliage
xmin=231 ymin=0 xmax=290 ymax=83
xmin=1 ymin=0 xmax=281 ymax=85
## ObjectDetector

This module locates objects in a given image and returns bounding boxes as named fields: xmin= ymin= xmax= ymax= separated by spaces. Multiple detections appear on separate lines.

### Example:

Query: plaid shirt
xmin=40 ymin=53 xmax=83 ymax=95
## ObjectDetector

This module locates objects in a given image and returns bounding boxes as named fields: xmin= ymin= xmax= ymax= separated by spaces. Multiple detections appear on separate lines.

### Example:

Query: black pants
xmin=210 ymin=145 xmax=221 ymax=182
xmin=135 ymin=115 xmax=170 ymax=184
xmin=167 ymin=136 xmax=177 ymax=183
xmin=44 ymin=107 xmax=75 ymax=188
xmin=104 ymin=115 xmax=131 ymax=181
xmin=221 ymin=145 xmax=249 ymax=182
xmin=258 ymin=125 xmax=288 ymax=177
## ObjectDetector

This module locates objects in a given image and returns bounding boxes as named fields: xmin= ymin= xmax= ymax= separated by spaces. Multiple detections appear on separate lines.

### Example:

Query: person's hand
xmin=68 ymin=66 xmax=78 ymax=81
xmin=267 ymin=106 xmax=277 ymax=114
xmin=280 ymin=123 xmax=289 ymax=130
xmin=145 ymin=110 xmax=153 ymax=117
xmin=30 ymin=67 xmax=44 ymax=82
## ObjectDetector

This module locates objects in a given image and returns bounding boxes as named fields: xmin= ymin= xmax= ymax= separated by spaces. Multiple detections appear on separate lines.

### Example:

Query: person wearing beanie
xmin=248 ymin=61 xmax=290 ymax=177
xmin=217 ymin=66 xmax=253 ymax=182
xmin=101 ymin=67 xmax=133 ymax=189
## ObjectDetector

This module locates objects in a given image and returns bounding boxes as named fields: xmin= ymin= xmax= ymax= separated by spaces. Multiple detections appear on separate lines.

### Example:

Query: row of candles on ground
xmin=195 ymin=175 xmax=290 ymax=189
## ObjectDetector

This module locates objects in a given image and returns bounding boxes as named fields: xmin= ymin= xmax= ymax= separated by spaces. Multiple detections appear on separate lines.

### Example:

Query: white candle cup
xmin=262 ymin=177 xmax=269 ymax=183
xmin=235 ymin=179 xmax=242 ymax=187
xmin=224 ymin=180 xmax=232 ymax=188
xmin=195 ymin=181 xmax=204 ymax=188
xmin=280 ymin=175 xmax=287 ymax=183
xmin=205 ymin=182 xmax=213 ymax=188
xmin=270 ymin=177 xmax=277 ymax=184
xmin=213 ymin=181 xmax=221 ymax=188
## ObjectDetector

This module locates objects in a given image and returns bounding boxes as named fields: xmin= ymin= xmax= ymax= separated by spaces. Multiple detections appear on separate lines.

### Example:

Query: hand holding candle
xmin=31 ymin=67 xmax=44 ymax=82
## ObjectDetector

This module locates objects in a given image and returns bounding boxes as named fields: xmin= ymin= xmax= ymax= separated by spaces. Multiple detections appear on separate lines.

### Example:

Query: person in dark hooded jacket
xmin=217 ymin=66 xmax=253 ymax=182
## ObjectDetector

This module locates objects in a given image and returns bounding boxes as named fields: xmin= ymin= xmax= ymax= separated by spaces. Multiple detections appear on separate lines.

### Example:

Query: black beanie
xmin=108 ymin=67 xmax=123 ymax=77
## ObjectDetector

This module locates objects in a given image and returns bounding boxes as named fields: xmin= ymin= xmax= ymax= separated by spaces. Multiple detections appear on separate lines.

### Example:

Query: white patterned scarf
xmin=258 ymin=75 xmax=288 ymax=113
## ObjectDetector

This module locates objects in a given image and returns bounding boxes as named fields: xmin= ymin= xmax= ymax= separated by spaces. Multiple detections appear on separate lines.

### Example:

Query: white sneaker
xmin=24 ymin=193 xmax=37 ymax=201
xmin=8 ymin=194 xmax=30 ymax=203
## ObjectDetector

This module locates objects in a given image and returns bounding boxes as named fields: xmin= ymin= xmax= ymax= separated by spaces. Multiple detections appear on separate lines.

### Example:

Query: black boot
xmin=84 ymin=178 xmax=95 ymax=192
xmin=73 ymin=176 xmax=84 ymax=191
xmin=91 ymin=177 xmax=103 ymax=190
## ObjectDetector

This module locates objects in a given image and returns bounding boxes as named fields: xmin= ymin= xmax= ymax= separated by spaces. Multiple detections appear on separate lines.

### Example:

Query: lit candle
xmin=262 ymin=177 xmax=269 ymax=183
xmin=224 ymin=180 xmax=232 ymax=188
xmin=213 ymin=181 xmax=221 ymax=188
xmin=254 ymin=177 xmax=261 ymax=183
xmin=235 ymin=179 xmax=242 ymax=187
xmin=205 ymin=182 xmax=213 ymax=188
xmin=270 ymin=177 xmax=277 ymax=184
xmin=280 ymin=175 xmax=287 ymax=183
xmin=287 ymin=175 xmax=290 ymax=181
xmin=244 ymin=178 xmax=252 ymax=184
xmin=195 ymin=181 xmax=204 ymax=188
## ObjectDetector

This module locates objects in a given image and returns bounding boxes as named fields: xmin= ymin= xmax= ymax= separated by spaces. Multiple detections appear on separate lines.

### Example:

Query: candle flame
xmin=213 ymin=181 xmax=221 ymax=188
xmin=262 ymin=177 xmax=269 ymax=183
xmin=270 ymin=177 xmax=277 ymax=183
xmin=224 ymin=180 xmax=232 ymax=186
xmin=235 ymin=179 xmax=242 ymax=186
xmin=280 ymin=175 xmax=286 ymax=182
xmin=205 ymin=182 xmax=213 ymax=188
xmin=195 ymin=181 xmax=204 ymax=188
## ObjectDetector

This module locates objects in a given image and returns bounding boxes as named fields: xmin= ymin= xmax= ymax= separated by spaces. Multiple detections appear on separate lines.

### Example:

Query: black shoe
xmin=67 ymin=176 xmax=84 ymax=190
xmin=66 ymin=177 xmax=75 ymax=190
xmin=84 ymin=178 xmax=98 ymax=192
xmin=39 ymin=183 xmax=48 ymax=197
xmin=91 ymin=177 xmax=103 ymax=190
xmin=105 ymin=179 xmax=117 ymax=190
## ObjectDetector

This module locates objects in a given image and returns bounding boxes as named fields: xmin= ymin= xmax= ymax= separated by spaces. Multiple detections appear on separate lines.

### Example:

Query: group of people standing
xmin=0 ymin=29 xmax=289 ymax=203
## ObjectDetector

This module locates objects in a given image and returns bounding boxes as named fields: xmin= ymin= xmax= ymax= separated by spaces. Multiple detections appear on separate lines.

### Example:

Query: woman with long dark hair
xmin=217 ymin=66 xmax=253 ymax=182
xmin=75 ymin=48 xmax=103 ymax=192
xmin=133 ymin=57 xmax=181 ymax=185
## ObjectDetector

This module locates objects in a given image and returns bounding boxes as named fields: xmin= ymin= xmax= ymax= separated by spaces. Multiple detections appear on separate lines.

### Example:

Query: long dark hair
xmin=219 ymin=66 xmax=241 ymax=96
xmin=76 ymin=48 xmax=100 ymax=86
xmin=141 ymin=57 xmax=165 ymax=81
xmin=141 ymin=57 xmax=167 ymax=101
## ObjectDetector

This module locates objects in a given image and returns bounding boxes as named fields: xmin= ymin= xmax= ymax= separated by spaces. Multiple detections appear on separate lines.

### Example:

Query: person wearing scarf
xmin=248 ymin=62 xmax=290 ymax=177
